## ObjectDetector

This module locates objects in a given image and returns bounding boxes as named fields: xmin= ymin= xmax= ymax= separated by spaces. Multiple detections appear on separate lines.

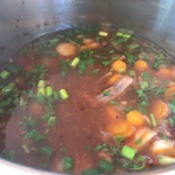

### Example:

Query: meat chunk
xmin=96 ymin=76 xmax=133 ymax=103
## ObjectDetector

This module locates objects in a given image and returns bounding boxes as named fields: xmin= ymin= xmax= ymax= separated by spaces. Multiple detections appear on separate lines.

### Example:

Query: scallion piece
xmin=123 ymin=34 xmax=131 ymax=39
xmin=37 ymin=87 xmax=46 ymax=96
xmin=99 ymin=160 xmax=114 ymax=173
xmin=0 ymin=70 xmax=10 ymax=79
xmin=99 ymin=31 xmax=108 ymax=37
xmin=22 ymin=144 xmax=30 ymax=154
xmin=103 ymin=90 xmax=110 ymax=96
xmin=150 ymin=113 xmax=156 ymax=127
xmin=63 ymin=156 xmax=74 ymax=172
xmin=37 ymin=80 xmax=46 ymax=88
xmin=83 ymin=168 xmax=100 ymax=175
xmin=40 ymin=146 xmax=54 ymax=156
xmin=47 ymin=116 xmax=57 ymax=126
xmin=53 ymin=91 xmax=59 ymax=101
xmin=121 ymin=145 xmax=136 ymax=160
xmin=70 ymin=57 xmax=80 ymax=68
xmin=116 ymin=32 xmax=124 ymax=37
xmin=46 ymin=86 xmax=53 ymax=97
xmin=59 ymin=89 xmax=69 ymax=100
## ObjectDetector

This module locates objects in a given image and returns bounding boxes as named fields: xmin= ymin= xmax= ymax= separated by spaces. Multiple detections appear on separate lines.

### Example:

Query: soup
xmin=0 ymin=28 xmax=175 ymax=174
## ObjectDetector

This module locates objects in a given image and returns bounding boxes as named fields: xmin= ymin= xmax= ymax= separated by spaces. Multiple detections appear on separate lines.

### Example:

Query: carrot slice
xmin=107 ymin=118 xmax=134 ymax=138
xmin=157 ymin=67 xmax=171 ymax=79
xmin=134 ymin=60 xmax=148 ymax=72
xmin=150 ymin=100 xmax=170 ymax=119
xmin=108 ymin=73 xmax=121 ymax=85
xmin=164 ymin=86 xmax=175 ymax=101
xmin=126 ymin=110 xmax=145 ymax=126
xmin=112 ymin=60 xmax=126 ymax=73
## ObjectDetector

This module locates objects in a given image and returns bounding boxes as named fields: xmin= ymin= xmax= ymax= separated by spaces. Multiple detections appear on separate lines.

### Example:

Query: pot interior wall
xmin=1 ymin=0 xmax=175 ymax=63
xmin=0 ymin=0 xmax=175 ymax=174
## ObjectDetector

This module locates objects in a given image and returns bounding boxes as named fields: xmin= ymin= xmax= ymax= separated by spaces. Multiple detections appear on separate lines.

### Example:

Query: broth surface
xmin=0 ymin=28 xmax=175 ymax=174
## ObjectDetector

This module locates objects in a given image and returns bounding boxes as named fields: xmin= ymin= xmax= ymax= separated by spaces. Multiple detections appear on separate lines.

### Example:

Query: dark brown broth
xmin=0 ymin=28 xmax=175 ymax=174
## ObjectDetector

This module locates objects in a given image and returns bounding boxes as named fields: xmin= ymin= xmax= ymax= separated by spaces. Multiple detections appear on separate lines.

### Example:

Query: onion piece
xmin=157 ymin=155 xmax=175 ymax=165
xmin=151 ymin=139 xmax=175 ymax=155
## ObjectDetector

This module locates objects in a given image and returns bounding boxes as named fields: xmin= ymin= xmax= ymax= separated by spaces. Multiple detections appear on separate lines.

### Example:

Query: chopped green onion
xmin=103 ymin=90 xmax=110 ymax=96
xmin=150 ymin=114 xmax=156 ymax=127
xmin=70 ymin=57 xmax=80 ymax=68
xmin=99 ymin=160 xmax=114 ymax=173
xmin=123 ymin=34 xmax=131 ymax=39
xmin=129 ymin=70 xmax=136 ymax=77
xmin=46 ymin=86 xmax=53 ymax=97
xmin=157 ymin=155 xmax=175 ymax=165
xmin=110 ymin=100 xmax=120 ymax=105
xmin=115 ymin=136 xmax=125 ymax=142
xmin=83 ymin=169 xmax=100 ymax=175
xmin=140 ymin=81 xmax=149 ymax=90
xmin=37 ymin=87 xmax=46 ymax=96
xmin=37 ymin=80 xmax=46 ymax=88
xmin=135 ymin=138 xmax=143 ymax=145
xmin=47 ymin=116 xmax=57 ymax=126
xmin=102 ymin=60 xmax=110 ymax=67
xmin=59 ymin=89 xmax=69 ymax=100
xmin=25 ymin=129 xmax=44 ymax=142
xmin=116 ymin=32 xmax=124 ymax=37
xmin=53 ymin=91 xmax=59 ymax=101
xmin=168 ymin=117 xmax=175 ymax=127
xmin=48 ymin=38 xmax=59 ymax=46
xmin=63 ymin=156 xmax=74 ymax=172
xmin=124 ymin=106 xmax=134 ymax=112
xmin=40 ymin=146 xmax=54 ymax=156
xmin=121 ymin=145 xmax=136 ymax=160
xmin=0 ymin=70 xmax=10 ymax=79
xmin=99 ymin=31 xmax=108 ymax=37
xmin=91 ymin=69 xmax=99 ymax=75
xmin=22 ymin=144 xmax=30 ymax=154
xmin=93 ymin=143 xmax=110 ymax=153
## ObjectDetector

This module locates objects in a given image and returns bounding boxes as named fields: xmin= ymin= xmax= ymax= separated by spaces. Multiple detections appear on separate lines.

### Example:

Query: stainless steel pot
xmin=0 ymin=0 xmax=175 ymax=174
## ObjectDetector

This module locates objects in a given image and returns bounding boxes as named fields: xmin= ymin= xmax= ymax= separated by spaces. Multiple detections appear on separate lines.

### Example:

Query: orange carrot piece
xmin=112 ymin=60 xmax=127 ymax=73
xmin=164 ymin=86 xmax=175 ymax=101
xmin=157 ymin=67 xmax=171 ymax=79
xmin=107 ymin=118 xmax=134 ymax=138
xmin=108 ymin=73 xmax=121 ymax=85
xmin=134 ymin=60 xmax=148 ymax=72
xmin=126 ymin=110 xmax=145 ymax=126
xmin=150 ymin=100 xmax=170 ymax=119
